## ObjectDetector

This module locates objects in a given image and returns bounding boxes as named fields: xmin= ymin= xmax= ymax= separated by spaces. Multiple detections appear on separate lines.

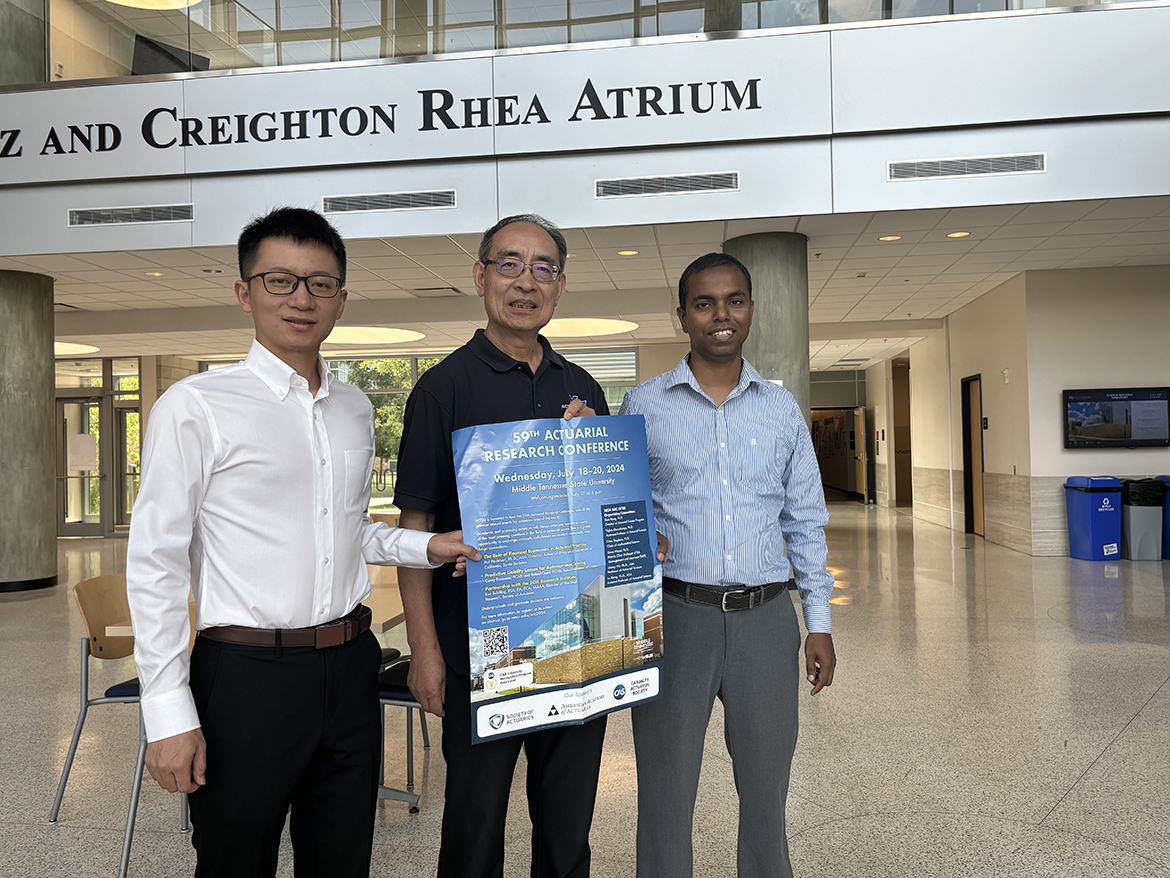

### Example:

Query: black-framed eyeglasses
xmin=482 ymin=257 xmax=561 ymax=283
xmin=245 ymin=271 xmax=343 ymax=298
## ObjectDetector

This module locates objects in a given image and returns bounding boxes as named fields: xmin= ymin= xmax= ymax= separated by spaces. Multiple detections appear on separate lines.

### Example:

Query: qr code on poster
xmin=482 ymin=626 xmax=509 ymax=660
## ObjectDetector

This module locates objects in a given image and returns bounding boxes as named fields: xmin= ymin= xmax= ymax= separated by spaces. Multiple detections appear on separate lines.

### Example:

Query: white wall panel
xmin=832 ymin=117 xmax=1170 ymax=214
xmin=831 ymin=5 xmax=1170 ymax=133
xmin=0 ymin=178 xmax=194 ymax=256
xmin=179 ymin=61 xmax=497 ymax=176
xmin=492 ymin=32 xmax=831 ymax=155
xmin=498 ymin=140 xmax=832 ymax=229
xmin=0 ymin=80 xmax=186 ymax=186
xmin=189 ymin=160 xmax=499 ymax=246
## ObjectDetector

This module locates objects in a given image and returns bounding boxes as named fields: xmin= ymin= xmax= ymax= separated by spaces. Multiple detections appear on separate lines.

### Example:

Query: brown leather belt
xmin=199 ymin=605 xmax=372 ymax=649
xmin=663 ymin=577 xmax=793 ymax=612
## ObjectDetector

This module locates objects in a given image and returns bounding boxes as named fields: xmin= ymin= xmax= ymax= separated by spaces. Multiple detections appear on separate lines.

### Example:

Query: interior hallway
xmin=2 ymin=503 xmax=1169 ymax=877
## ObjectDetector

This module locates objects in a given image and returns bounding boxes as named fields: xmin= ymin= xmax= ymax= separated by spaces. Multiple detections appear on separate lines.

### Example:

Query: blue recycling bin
xmin=1159 ymin=476 xmax=1170 ymax=560
xmin=1064 ymin=477 xmax=1122 ymax=561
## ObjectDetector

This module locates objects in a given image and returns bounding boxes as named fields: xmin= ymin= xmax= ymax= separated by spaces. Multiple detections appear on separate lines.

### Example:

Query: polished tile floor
xmin=3 ymin=504 xmax=1170 ymax=877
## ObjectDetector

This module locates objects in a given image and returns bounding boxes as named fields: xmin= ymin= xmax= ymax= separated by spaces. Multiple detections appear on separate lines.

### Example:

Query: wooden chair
xmin=378 ymin=658 xmax=431 ymax=813
xmin=49 ymin=574 xmax=189 ymax=878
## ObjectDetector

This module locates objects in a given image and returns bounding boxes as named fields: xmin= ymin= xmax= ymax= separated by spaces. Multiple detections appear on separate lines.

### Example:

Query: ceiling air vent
xmin=595 ymin=172 xmax=739 ymax=199
xmin=888 ymin=153 xmax=1045 ymax=181
xmin=68 ymin=204 xmax=194 ymax=226
xmin=323 ymin=191 xmax=456 ymax=213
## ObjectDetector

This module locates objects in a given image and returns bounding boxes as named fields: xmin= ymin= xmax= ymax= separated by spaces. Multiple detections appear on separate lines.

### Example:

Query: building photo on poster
xmin=452 ymin=414 xmax=663 ymax=743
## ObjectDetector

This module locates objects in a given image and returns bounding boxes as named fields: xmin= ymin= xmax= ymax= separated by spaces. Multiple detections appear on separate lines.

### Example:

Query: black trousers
xmin=437 ymin=665 xmax=607 ymax=878
xmin=187 ymin=629 xmax=383 ymax=878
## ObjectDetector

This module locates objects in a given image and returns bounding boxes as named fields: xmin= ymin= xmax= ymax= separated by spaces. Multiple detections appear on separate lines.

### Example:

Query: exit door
xmin=852 ymin=406 xmax=869 ymax=504
xmin=961 ymin=376 xmax=985 ymax=536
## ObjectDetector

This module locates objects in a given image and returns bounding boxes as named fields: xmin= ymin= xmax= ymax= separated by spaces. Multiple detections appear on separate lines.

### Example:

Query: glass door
xmin=114 ymin=405 xmax=141 ymax=529
xmin=57 ymin=398 xmax=104 ymax=537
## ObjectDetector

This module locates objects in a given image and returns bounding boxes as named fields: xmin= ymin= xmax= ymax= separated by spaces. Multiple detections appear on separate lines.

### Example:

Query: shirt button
xmin=322 ymin=557 xmax=329 ymax=565
xmin=320 ymin=458 xmax=326 ymax=466
xmin=720 ymin=442 xmax=725 ymax=448
xmin=726 ymin=515 xmax=731 ymax=521
xmin=722 ymin=479 xmax=728 ymax=485
xmin=322 ymin=508 xmax=328 ymax=516
xmin=725 ymin=554 xmax=732 ymax=560
xmin=318 ymin=607 xmax=324 ymax=615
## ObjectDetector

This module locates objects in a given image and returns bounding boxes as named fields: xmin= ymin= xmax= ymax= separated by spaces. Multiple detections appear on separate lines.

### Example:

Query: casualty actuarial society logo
xmin=489 ymin=714 xmax=505 ymax=730
xmin=485 ymin=670 xmax=497 ymax=692
xmin=613 ymin=684 xmax=626 ymax=701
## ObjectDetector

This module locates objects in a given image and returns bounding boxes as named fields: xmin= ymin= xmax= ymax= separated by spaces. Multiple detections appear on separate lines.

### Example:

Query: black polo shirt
xmin=394 ymin=328 xmax=609 ymax=672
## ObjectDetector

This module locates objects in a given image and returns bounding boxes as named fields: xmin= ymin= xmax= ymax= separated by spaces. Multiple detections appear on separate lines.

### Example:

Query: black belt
xmin=199 ymin=605 xmax=371 ymax=649
xmin=663 ymin=577 xmax=793 ymax=612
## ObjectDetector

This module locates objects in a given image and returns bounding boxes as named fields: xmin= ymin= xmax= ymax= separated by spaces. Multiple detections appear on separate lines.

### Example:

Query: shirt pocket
xmin=344 ymin=448 xmax=375 ymax=514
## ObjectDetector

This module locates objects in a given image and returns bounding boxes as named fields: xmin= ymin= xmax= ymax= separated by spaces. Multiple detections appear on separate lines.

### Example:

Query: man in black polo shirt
xmin=395 ymin=214 xmax=609 ymax=878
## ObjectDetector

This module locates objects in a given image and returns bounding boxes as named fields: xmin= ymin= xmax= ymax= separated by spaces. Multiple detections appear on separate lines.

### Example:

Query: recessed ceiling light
xmin=617 ymin=250 xmax=639 ymax=256
xmin=835 ymin=344 xmax=849 ymax=348
xmin=323 ymin=326 xmax=425 ymax=345
xmin=543 ymin=318 xmax=638 ymax=338
xmin=144 ymin=271 xmax=166 ymax=277
xmin=946 ymin=231 xmax=971 ymax=238
xmin=202 ymin=268 xmax=224 ymax=274
xmin=567 ymin=254 xmax=577 ymax=259
xmin=878 ymin=236 xmax=902 ymax=242
xmin=55 ymin=342 xmax=100 ymax=356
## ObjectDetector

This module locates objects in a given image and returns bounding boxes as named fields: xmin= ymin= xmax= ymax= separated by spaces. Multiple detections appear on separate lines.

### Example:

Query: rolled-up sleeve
xmin=126 ymin=386 xmax=217 ymax=743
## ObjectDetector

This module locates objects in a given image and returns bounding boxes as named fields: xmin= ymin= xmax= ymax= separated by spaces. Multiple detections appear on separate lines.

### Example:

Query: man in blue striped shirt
xmin=620 ymin=252 xmax=836 ymax=878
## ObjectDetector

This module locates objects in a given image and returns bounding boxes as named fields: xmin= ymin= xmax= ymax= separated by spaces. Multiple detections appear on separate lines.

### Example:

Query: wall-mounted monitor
xmin=1064 ymin=388 xmax=1170 ymax=449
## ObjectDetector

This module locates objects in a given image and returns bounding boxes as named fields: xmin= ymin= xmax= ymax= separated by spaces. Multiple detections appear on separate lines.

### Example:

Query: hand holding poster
xmin=453 ymin=415 xmax=663 ymax=742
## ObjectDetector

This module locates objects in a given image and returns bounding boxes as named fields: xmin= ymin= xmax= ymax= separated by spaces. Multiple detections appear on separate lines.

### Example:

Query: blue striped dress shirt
xmin=620 ymin=356 xmax=833 ymax=633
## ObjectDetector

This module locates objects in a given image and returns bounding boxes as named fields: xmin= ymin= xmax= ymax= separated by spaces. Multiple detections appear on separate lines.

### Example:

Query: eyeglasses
xmin=483 ymin=257 xmax=561 ymax=283
xmin=245 ymin=271 xmax=343 ymax=298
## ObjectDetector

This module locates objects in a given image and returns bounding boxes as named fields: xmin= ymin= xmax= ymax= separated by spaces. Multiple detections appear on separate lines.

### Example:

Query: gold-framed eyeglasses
xmin=483 ymin=258 xmax=561 ymax=283
xmin=245 ymin=271 xmax=343 ymax=298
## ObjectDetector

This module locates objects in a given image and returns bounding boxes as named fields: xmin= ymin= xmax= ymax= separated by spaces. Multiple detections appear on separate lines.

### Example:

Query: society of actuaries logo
xmin=489 ymin=714 xmax=505 ymax=730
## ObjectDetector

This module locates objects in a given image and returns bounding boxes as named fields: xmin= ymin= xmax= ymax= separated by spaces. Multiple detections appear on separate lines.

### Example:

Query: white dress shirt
xmin=127 ymin=341 xmax=437 ymax=742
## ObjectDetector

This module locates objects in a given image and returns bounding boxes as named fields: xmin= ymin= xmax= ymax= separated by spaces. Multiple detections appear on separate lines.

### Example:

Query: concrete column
xmin=0 ymin=271 xmax=57 ymax=592
xmin=723 ymin=232 xmax=811 ymax=418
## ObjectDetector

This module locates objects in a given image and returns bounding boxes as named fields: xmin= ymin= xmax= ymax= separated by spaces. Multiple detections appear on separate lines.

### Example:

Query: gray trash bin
xmin=1120 ymin=478 xmax=1166 ymax=560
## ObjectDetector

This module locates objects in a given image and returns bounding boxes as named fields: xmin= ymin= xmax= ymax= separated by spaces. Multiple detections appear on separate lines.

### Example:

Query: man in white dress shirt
xmin=126 ymin=207 xmax=477 ymax=877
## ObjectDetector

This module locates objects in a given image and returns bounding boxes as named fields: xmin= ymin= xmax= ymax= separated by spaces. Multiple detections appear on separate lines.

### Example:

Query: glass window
xmin=113 ymin=358 xmax=141 ymax=399
xmin=759 ymin=0 xmax=820 ymax=27
xmin=329 ymin=356 xmax=420 ymax=513
xmin=827 ymin=0 xmax=881 ymax=22
xmin=891 ymin=0 xmax=949 ymax=17
xmin=56 ymin=359 xmax=103 ymax=389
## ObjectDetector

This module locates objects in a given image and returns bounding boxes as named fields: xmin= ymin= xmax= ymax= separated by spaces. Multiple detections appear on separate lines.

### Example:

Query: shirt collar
xmin=244 ymin=339 xmax=331 ymax=400
xmin=668 ymin=354 xmax=765 ymax=402
xmin=468 ymin=328 xmax=565 ymax=374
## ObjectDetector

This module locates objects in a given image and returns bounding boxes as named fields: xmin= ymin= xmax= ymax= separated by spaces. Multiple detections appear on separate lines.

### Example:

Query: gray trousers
xmin=632 ymin=590 xmax=802 ymax=878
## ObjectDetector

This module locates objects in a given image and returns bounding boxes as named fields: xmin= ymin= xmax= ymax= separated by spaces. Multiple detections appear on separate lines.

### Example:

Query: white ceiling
xmin=10 ymin=194 xmax=1170 ymax=371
